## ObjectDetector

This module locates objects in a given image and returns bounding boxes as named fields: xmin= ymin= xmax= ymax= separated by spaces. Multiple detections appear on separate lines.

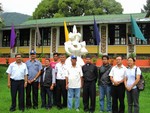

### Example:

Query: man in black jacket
xmin=40 ymin=58 xmax=55 ymax=109
xmin=98 ymin=55 xmax=112 ymax=113
xmin=82 ymin=55 xmax=98 ymax=113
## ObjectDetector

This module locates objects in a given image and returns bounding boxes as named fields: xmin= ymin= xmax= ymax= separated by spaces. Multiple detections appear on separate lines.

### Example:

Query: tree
xmin=0 ymin=3 xmax=3 ymax=12
xmin=141 ymin=0 xmax=150 ymax=17
xmin=0 ymin=3 xmax=4 ymax=28
xmin=33 ymin=0 xmax=123 ymax=19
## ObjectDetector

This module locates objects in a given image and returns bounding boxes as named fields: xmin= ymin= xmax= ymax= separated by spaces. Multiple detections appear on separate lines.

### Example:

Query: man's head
xmin=71 ymin=55 xmax=77 ymax=65
xmin=59 ymin=53 xmax=66 ymax=63
xmin=15 ymin=53 xmax=22 ymax=63
xmin=30 ymin=49 xmax=36 ymax=59
xmin=53 ymin=53 xmax=59 ymax=61
xmin=45 ymin=58 xmax=50 ymax=67
xmin=102 ymin=55 xmax=109 ymax=65
xmin=116 ymin=56 xmax=123 ymax=66
xmin=85 ymin=55 xmax=91 ymax=64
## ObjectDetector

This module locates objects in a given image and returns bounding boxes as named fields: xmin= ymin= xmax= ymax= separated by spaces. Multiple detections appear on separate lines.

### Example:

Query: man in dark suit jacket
xmin=82 ymin=55 xmax=98 ymax=113
xmin=40 ymin=58 xmax=55 ymax=109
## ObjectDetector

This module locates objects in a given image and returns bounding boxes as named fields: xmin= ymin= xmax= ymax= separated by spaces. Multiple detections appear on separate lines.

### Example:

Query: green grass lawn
xmin=0 ymin=65 xmax=150 ymax=113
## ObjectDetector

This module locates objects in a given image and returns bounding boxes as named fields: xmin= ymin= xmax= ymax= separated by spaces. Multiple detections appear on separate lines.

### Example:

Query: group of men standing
xmin=6 ymin=50 xmax=128 ymax=113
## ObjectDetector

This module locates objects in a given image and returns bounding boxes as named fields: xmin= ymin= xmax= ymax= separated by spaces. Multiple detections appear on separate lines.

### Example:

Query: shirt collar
xmin=30 ymin=59 xmax=36 ymax=62
xmin=115 ymin=64 xmax=124 ymax=68
xmin=71 ymin=65 xmax=77 ymax=68
xmin=14 ymin=61 xmax=23 ymax=64
xmin=128 ymin=65 xmax=136 ymax=69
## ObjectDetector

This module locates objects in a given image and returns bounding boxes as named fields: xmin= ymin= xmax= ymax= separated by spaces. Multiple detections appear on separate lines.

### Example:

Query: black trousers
xmin=112 ymin=83 xmax=125 ymax=113
xmin=10 ymin=79 xmax=24 ymax=110
xmin=83 ymin=81 xmax=96 ymax=112
xmin=56 ymin=79 xmax=67 ymax=108
xmin=26 ymin=82 xmax=38 ymax=108
xmin=40 ymin=86 xmax=53 ymax=108
xmin=52 ymin=85 xmax=57 ymax=106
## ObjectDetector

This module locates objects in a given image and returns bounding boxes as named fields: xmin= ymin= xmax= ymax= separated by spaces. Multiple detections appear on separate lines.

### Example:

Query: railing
xmin=0 ymin=58 xmax=150 ymax=67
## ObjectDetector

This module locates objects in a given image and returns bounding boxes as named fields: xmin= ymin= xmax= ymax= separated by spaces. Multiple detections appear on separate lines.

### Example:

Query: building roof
xmin=2 ymin=13 xmax=150 ymax=30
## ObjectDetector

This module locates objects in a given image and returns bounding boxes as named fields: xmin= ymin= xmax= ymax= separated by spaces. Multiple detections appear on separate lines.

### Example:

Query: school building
xmin=0 ymin=13 xmax=150 ymax=58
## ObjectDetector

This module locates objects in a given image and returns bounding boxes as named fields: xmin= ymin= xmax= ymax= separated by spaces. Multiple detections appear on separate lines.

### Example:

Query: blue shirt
xmin=125 ymin=66 xmax=141 ymax=89
xmin=26 ymin=59 xmax=42 ymax=81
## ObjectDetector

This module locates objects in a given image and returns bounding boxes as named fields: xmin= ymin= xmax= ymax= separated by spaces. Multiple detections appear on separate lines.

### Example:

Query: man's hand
xmin=7 ymin=83 xmax=11 ymax=88
xmin=24 ymin=82 xmax=27 ymax=88
xmin=113 ymin=81 xmax=120 ymax=86
xmin=27 ymin=80 xmax=32 ymax=84
xmin=50 ymin=85 xmax=54 ymax=90
xmin=66 ymin=84 xmax=68 ymax=90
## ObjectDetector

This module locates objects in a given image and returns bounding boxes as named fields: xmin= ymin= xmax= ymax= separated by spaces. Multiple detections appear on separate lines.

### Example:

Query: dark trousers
xmin=26 ymin=82 xmax=38 ymax=108
xmin=40 ymin=86 xmax=53 ymax=108
xmin=10 ymin=79 xmax=24 ymax=110
xmin=56 ymin=79 xmax=67 ymax=108
xmin=127 ymin=88 xmax=139 ymax=113
xmin=112 ymin=83 xmax=125 ymax=113
xmin=52 ymin=86 xmax=57 ymax=106
xmin=83 ymin=81 xmax=96 ymax=112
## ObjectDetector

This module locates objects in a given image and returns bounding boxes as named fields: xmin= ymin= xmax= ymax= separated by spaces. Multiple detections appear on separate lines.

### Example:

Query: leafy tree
xmin=0 ymin=3 xmax=3 ymax=12
xmin=0 ymin=3 xmax=3 ymax=28
xmin=33 ymin=0 xmax=123 ymax=19
xmin=141 ymin=0 xmax=150 ymax=17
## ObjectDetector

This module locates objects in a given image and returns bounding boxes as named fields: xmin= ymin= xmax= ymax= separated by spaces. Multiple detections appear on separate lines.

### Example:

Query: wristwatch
xmin=33 ymin=78 xmax=36 ymax=81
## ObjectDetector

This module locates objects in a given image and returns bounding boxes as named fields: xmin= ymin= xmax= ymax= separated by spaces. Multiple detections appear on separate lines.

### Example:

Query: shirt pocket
xmin=34 ymin=64 xmax=39 ymax=71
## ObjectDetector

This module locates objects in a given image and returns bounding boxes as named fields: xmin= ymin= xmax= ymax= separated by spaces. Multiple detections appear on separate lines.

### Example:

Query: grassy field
xmin=0 ymin=65 xmax=150 ymax=113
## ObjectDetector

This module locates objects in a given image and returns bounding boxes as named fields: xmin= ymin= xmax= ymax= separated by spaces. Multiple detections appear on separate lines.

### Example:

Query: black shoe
xmin=9 ymin=107 xmax=16 ymax=112
xmin=26 ymin=106 xmax=32 ymax=109
xmin=19 ymin=109 xmax=24 ymax=112
xmin=33 ymin=106 xmax=38 ymax=109
xmin=84 ymin=109 xmax=89 ymax=112
xmin=57 ymin=106 xmax=62 ymax=110
xmin=89 ymin=111 xmax=94 ymax=113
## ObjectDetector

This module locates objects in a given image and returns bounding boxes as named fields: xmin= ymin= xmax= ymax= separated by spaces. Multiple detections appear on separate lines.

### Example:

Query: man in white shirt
xmin=55 ymin=53 xmax=67 ymax=109
xmin=109 ymin=56 xmax=127 ymax=113
xmin=6 ymin=53 xmax=28 ymax=112
xmin=66 ymin=55 xmax=83 ymax=111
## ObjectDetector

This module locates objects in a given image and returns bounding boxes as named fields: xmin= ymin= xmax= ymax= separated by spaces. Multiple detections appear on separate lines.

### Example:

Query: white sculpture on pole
xmin=65 ymin=25 xmax=88 ymax=66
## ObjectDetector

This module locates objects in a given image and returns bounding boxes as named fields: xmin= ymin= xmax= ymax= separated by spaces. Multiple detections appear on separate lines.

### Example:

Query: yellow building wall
xmin=0 ymin=48 xmax=10 ymax=53
xmin=58 ymin=46 xmax=66 ymax=53
xmin=58 ymin=46 xmax=98 ymax=53
xmin=18 ymin=47 xmax=29 ymax=53
xmin=136 ymin=46 xmax=150 ymax=54
xmin=36 ymin=46 xmax=51 ymax=53
xmin=108 ymin=46 xmax=127 ymax=54
xmin=86 ymin=46 xmax=97 ymax=53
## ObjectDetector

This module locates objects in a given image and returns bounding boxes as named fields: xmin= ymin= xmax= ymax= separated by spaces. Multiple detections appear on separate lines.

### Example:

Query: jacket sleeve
xmin=94 ymin=66 xmax=98 ymax=82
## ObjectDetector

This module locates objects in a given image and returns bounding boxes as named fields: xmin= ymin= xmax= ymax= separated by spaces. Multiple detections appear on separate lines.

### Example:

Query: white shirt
xmin=55 ymin=62 xmax=67 ymax=80
xmin=6 ymin=62 xmax=28 ymax=80
xmin=66 ymin=64 xmax=83 ymax=88
xmin=125 ymin=66 xmax=141 ymax=89
xmin=109 ymin=64 xmax=126 ymax=82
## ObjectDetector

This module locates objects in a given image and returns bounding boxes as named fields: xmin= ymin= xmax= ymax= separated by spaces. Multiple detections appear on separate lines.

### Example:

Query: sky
xmin=0 ymin=0 xmax=147 ymax=16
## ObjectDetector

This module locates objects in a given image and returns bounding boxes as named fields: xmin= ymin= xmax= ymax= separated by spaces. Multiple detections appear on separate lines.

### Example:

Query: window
xmin=40 ymin=27 xmax=51 ymax=46
xmin=108 ymin=24 xmax=126 ymax=45
xmin=2 ymin=30 xmax=11 ymax=47
xmin=83 ymin=25 xmax=97 ymax=45
xmin=136 ymin=23 xmax=150 ymax=45
xmin=20 ymin=29 xmax=30 ymax=46
xmin=59 ymin=26 xmax=74 ymax=45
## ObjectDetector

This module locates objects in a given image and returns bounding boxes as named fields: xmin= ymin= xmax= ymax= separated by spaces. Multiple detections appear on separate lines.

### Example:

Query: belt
xmin=56 ymin=79 xmax=66 ymax=81
xmin=10 ymin=78 xmax=24 ymax=81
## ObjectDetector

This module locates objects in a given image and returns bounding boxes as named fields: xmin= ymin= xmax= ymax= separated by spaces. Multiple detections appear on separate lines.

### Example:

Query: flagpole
xmin=42 ymin=28 xmax=44 ymax=55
